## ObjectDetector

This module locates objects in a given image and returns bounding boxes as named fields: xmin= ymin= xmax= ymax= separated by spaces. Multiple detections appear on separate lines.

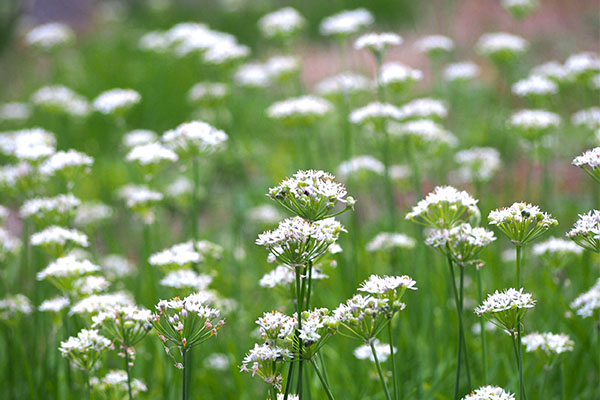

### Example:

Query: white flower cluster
xmin=31 ymin=225 xmax=89 ymax=249
xmin=247 ymin=204 xmax=282 ymax=225
xmin=350 ymin=102 xmax=402 ymax=125
xmin=462 ymin=386 xmax=515 ymax=400
xmin=149 ymin=241 xmax=203 ymax=269
xmin=0 ymin=294 xmax=32 ymax=320
xmin=406 ymin=186 xmax=479 ymax=228
xmin=0 ymin=127 xmax=56 ymax=161
xmin=522 ymin=332 xmax=574 ymax=355
xmin=93 ymin=88 xmax=141 ymax=115
xmin=31 ymin=85 xmax=90 ymax=117
xmin=425 ymin=224 xmax=496 ymax=264
xmin=571 ymin=107 xmax=600 ymax=130
xmin=258 ymin=7 xmax=305 ymax=39
xmin=316 ymin=72 xmax=370 ymax=97
xmin=476 ymin=32 xmax=528 ymax=58
xmin=488 ymin=202 xmax=557 ymax=245
xmin=159 ymin=269 xmax=213 ymax=290
xmin=337 ymin=155 xmax=385 ymax=178
xmin=358 ymin=274 xmax=417 ymax=295
xmin=454 ymin=147 xmax=502 ymax=183
xmin=163 ymin=121 xmax=228 ymax=156
xmin=354 ymin=32 xmax=403 ymax=53
xmin=415 ymin=35 xmax=454 ymax=54
xmin=0 ymin=227 xmax=22 ymax=260
xmin=73 ymin=275 xmax=110 ymax=296
xmin=37 ymin=255 xmax=100 ymax=281
xmin=59 ymin=329 xmax=111 ymax=371
xmin=126 ymin=142 xmax=178 ymax=166
xmin=388 ymin=119 xmax=457 ymax=146
xmin=512 ymin=75 xmax=558 ymax=97
xmin=444 ymin=62 xmax=480 ymax=82
xmin=240 ymin=343 xmax=291 ymax=388
xmin=564 ymin=52 xmax=600 ymax=78
xmin=334 ymin=294 xmax=395 ymax=339
xmin=39 ymin=149 xmax=93 ymax=177
xmin=91 ymin=370 xmax=147 ymax=396
xmin=398 ymin=98 xmax=447 ymax=120
xmin=532 ymin=237 xmax=583 ymax=257
xmin=234 ymin=56 xmax=300 ymax=88
xmin=256 ymin=217 xmax=345 ymax=266
xmin=320 ymin=8 xmax=374 ymax=36
xmin=74 ymin=202 xmax=114 ymax=227
xmin=123 ymin=129 xmax=158 ymax=149
xmin=101 ymin=255 xmax=135 ymax=279
xmin=70 ymin=292 xmax=134 ymax=315
xmin=509 ymin=109 xmax=561 ymax=136
xmin=572 ymin=147 xmax=600 ymax=182
xmin=25 ymin=22 xmax=75 ymax=51
xmin=354 ymin=339 xmax=395 ymax=362
xmin=259 ymin=265 xmax=327 ymax=289
xmin=570 ymin=278 xmax=600 ymax=318
xmin=188 ymin=82 xmax=228 ymax=104
xmin=203 ymin=40 xmax=249 ymax=65
xmin=118 ymin=184 xmax=163 ymax=210
xmin=366 ymin=232 xmax=416 ymax=252
xmin=0 ymin=102 xmax=31 ymax=121
xmin=566 ymin=210 xmax=600 ymax=252
xmin=267 ymin=95 xmax=332 ymax=125
xmin=380 ymin=62 xmax=423 ymax=88
xmin=475 ymin=288 xmax=535 ymax=331
xmin=39 ymin=296 xmax=70 ymax=313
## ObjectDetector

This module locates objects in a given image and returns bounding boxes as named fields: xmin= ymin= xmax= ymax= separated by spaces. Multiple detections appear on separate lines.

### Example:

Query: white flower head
xmin=39 ymin=296 xmax=70 ymax=313
xmin=454 ymin=147 xmax=502 ymax=183
xmin=532 ymin=237 xmax=583 ymax=267
xmin=425 ymin=223 xmax=496 ymax=266
xmin=247 ymin=204 xmax=283 ymax=225
xmin=406 ymin=186 xmax=479 ymax=229
xmin=488 ymin=202 xmax=557 ymax=246
xmin=74 ymin=202 xmax=113 ymax=227
xmin=265 ymin=55 xmax=300 ymax=82
xmin=366 ymin=232 xmax=416 ymax=252
xmin=564 ymin=52 xmax=600 ymax=78
xmin=0 ymin=127 xmax=57 ymax=162
xmin=349 ymin=102 xmax=402 ymax=125
xmin=388 ymin=119 xmax=457 ymax=147
xmin=149 ymin=240 xmax=202 ymax=270
xmin=415 ymin=35 xmax=454 ymax=54
xmin=203 ymin=41 xmax=250 ymax=65
xmin=59 ymin=329 xmax=111 ymax=371
xmin=566 ymin=210 xmax=600 ymax=253
xmin=509 ymin=109 xmax=561 ymax=141
xmin=0 ymin=294 xmax=32 ymax=320
xmin=39 ymin=149 xmax=93 ymax=177
xmin=522 ymin=332 xmax=574 ymax=357
xmin=25 ymin=22 xmax=75 ymax=51
xmin=37 ymin=255 xmax=100 ymax=293
xmin=31 ymin=225 xmax=88 ymax=255
xmin=267 ymin=95 xmax=332 ymax=126
xmin=316 ymin=72 xmax=370 ymax=98
xmin=476 ymin=32 xmax=528 ymax=61
xmin=354 ymin=339 xmax=395 ymax=362
xmin=399 ymin=98 xmax=447 ymax=121
xmin=0 ymin=102 xmax=31 ymax=121
xmin=337 ymin=155 xmax=385 ymax=178
xmin=444 ymin=62 xmax=480 ymax=82
xmin=501 ymin=0 xmax=538 ymax=18
xmin=31 ymin=85 xmax=90 ymax=117
xmin=93 ymin=89 xmax=141 ymax=115
xmin=462 ymin=385 xmax=515 ymax=400
xmin=571 ymin=278 xmax=600 ymax=318
xmin=162 ymin=121 xmax=228 ymax=156
xmin=571 ymin=107 xmax=600 ymax=130
xmin=188 ymin=82 xmax=228 ymax=105
xmin=320 ymin=9 xmax=374 ymax=37
xmin=234 ymin=63 xmax=272 ymax=88
xmin=70 ymin=291 xmax=134 ymax=315
xmin=475 ymin=288 xmax=535 ymax=331
xmin=20 ymin=193 xmax=80 ymax=225
xmin=123 ymin=129 xmax=158 ymax=149
xmin=126 ymin=142 xmax=178 ymax=166
xmin=572 ymin=147 xmax=600 ymax=183
xmin=512 ymin=75 xmax=558 ymax=98
xmin=160 ymin=269 xmax=212 ymax=291
xmin=380 ymin=63 xmax=423 ymax=90
xmin=354 ymin=32 xmax=403 ymax=54
xmin=258 ymin=7 xmax=305 ymax=39
xmin=92 ymin=370 xmax=147 ymax=396
xmin=100 ymin=255 xmax=135 ymax=279
xmin=259 ymin=265 xmax=327 ymax=289
xmin=0 ymin=227 xmax=21 ymax=261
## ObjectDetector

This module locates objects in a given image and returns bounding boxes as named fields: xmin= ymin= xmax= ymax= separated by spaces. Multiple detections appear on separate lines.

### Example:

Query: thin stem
xmin=370 ymin=340 xmax=392 ymax=400
xmin=311 ymin=359 xmax=335 ymax=400
xmin=446 ymin=255 xmax=462 ymax=400
xmin=86 ymin=370 xmax=92 ymax=400
xmin=388 ymin=321 xmax=399 ymax=400
xmin=282 ymin=362 xmax=295 ymax=400
xmin=182 ymin=349 xmax=187 ymax=400
xmin=516 ymin=246 xmax=522 ymax=288
xmin=382 ymin=126 xmax=396 ymax=231
xmin=459 ymin=266 xmax=472 ymax=390
xmin=295 ymin=268 xmax=304 ymax=398
xmin=476 ymin=268 xmax=488 ymax=384
xmin=124 ymin=349 xmax=133 ymax=400
xmin=192 ymin=156 xmax=200 ymax=242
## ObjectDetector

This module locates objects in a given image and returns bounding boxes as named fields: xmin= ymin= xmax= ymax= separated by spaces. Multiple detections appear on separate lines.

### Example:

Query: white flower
xmin=118 ymin=184 xmax=163 ymax=209
xmin=398 ymin=98 xmax=447 ymax=120
xmin=267 ymin=95 xmax=332 ymax=124
xmin=0 ymin=294 xmax=32 ymax=320
xmin=564 ymin=52 xmax=600 ymax=77
xmin=138 ymin=30 xmax=171 ymax=52
xmin=454 ymin=147 xmax=502 ymax=183
xmin=316 ymin=72 xmax=370 ymax=97
xmin=247 ymin=204 xmax=282 ymax=225
xmin=39 ymin=296 xmax=70 ymax=313
xmin=509 ymin=109 xmax=561 ymax=135
xmin=406 ymin=186 xmax=478 ymax=228
xmin=532 ymin=237 xmax=583 ymax=257
xmin=531 ymin=61 xmax=571 ymax=82
xmin=425 ymin=224 xmax=496 ymax=264
xmin=39 ymin=149 xmax=93 ymax=177
xmin=566 ymin=210 xmax=600 ymax=252
xmin=204 ymin=353 xmax=230 ymax=371
xmin=388 ymin=119 xmax=457 ymax=146
xmin=101 ymin=255 xmax=135 ymax=279
xmin=37 ymin=255 xmax=100 ymax=281
xmin=501 ymin=0 xmax=537 ymax=17
xmin=0 ymin=227 xmax=21 ymax=260
xmin=358 ymin=274 xmax=417 ymax=295
xmin=259 ymin=265 xmax=327 ymax=289
xmin=258 ymin=7 xmax=305 ymax=39
xmin=475 ymin=288 xmax=535 ymax=316
xmin=20 ymin=193 xmax=81 ymax=221
xmin=337 ymin=155 xmax=385 ymax=178
xmin=572 ymin=107 xmax=600 ymax=130
xmin=354 ymin=32 xmax=403 ymax=53
xmin=163 ymin=121 xmax=228 ymax=155
xmin=0 ymin=127 xmax=57 ymax=161
xmin=380 ymin=63 xmax=423 ymax=88
xmin=74 ymin=275 xmax=110 ymax=295
xmin=59 ymin=329 xmax=111 ymax=370
xmin=522 ymin=332 xmax=574 ymax=355
xmin=31 ymin=85 xmax=90 ymax=116
xmin=265 ymin=55 xmax=300 ymax=81
xmin=149 ymin=241 xmax=202 ymax=269
xmin=414 ymin=35 xmax=454 ymax=54
xmin=444 ymin=62 xmax=480 ymax=82
xmin=354 ymin=339 xmax=395 ymax=362
xmin=160 ymin=269 xmax=212 ymax=290
xmin=25 ymin=22 xmax=74 ymax=50
xmin=70 ymin=292 xmax=135 ymax=315
xmin=320 ymin=9 xmax=374 ymax=36
xmin=31 ymin=225 xmax=89 ymax=248
xmin=188 ymin=82 xmax=228 ymax=103
xmin=74 ymin=202 xmax=113 ymax=227
xmin=462 ymin=385 xmax=515 ymax=400
xmin=572 ymin=147 xmax=600 ymax=175
xmin=93 ymin=89 xmax=141 ymax=115
xmin=349 ymin=102 xmax=402 ymax=125
xmin=123 ymin=129 xmax=158 ymax=149
xmin=165 ymin=176 xmax=194 ymax=199
xmin=366 ymin=232 xmax=416 ymax=252
xmin=0 ymin=102 xmax=31 ymax=121
xmin=126 ymin=142 xmax=178 ymax=166
xmin=571 ymin=278 xmax=600 ymax=318
xmin=234 ymin=63 xmax=272 ymax=88
xmin=203 ymin=41 xmax=250 ymax=65
xmin=512 ymin=75 xmax=558 ymax=97
xmin=489 ymin=202 xmax=557 ymax=245
xmin=476 ymin=32 xmax=528 ymax=58
xmin=92 ymin=370 xmax=147 ymax=396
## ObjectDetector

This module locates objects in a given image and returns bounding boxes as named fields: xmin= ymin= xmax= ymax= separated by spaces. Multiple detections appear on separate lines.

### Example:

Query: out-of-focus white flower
xmin=20 ymin=193 xmax=80 ymax=223
xmin=522 ymin=332 xmax=574 ymax=355
xmin=91 ymin=370 xmax=147 ymax=396
xmin=354 ymin=32 xmax=402 ymax=53
xmin=70 ymin=291 xmax=135 ymax=315
xmin=247 ymin=204 xmax=282 ymax=225
xmin=74 ymin=275 xmax=110 ymax=296
xmin=165 ymin=176 xmax=194 ymax=199
xmin=572 ymin=147 xmax=600 ymax=184
xmin=444 ymin=62 xmax=480 ymax=82
xmin=162 ymin=121 xmax=228 ymax=156
xmin=476 ymin=32 xmax=528 ymax=60
xmin=39 ymin=296 xmax=70 ymax=313
xmin=74 ymin=202 xmax=113 ymax=227
xmin=204 ymin=353 xmax=230 ymax=371
xmin=380 ymin=62 xmax=423 ymax=89
xmin=512 ymin=75 xmax=558 ymax=97
xmin=531 ymin=61 xmax=571 ymax=83
xmin=126 ymin=142 xmax=178 ymax=166
xmin=398 ymin=98 xmax=447 ymax=120
xmin=571 ymin=277 xmax=600 ymax=317
xmin=454 ymin=147 xmax=502 ymax=183
xmin=93 ymin=89 xmax=141 ymax=115
xmin=501 ymin=0 xmax=538 ymax=19
xmin=149 ymin=240 xmax=202 ymax=270
xmin=267 ymin=96 xmax=333 ymax=126
xmin=367 ymin=232 xmax=416 ymax=252
xmin=39 ymin=149 xmax=93 ymax=177
xmin=100 ymin=255 xmax=135 ymax=279
xmin=234 ymin=63 xmax=272 ymax=88
xmin=0 ymin=102 xmax=31 ymax=121
xmin=337 ymin=155 xmax=385 ymax=177
xmin=354 ymin=339 xmax=395 ymax=362
xmin=315 ymin=72 xmax=370 ymax=97
xmin=0 ymin=227 xmax=21 ymax=260
xmin=349 ymin=102 xmax=402 ymax=125
xmin=462 ymin=386 xmax=515 ymax=400
xmin=508 ymin=109 xmax=561 ymax=140
xmin=123 ymin=129 xmax=158 ymax=149
xmin=188 ymin=82 xmax=228 ymax=104
xmin=475 ymin=288 xmax=535 ymax=331
xmin=118 ymin=184 xmax=163 ymax=213
xmin=406 ymin=186 xmax=478 ymax=229
xmin=31 ymin=225 xmax=88 ymax=249
xmin=388 ymin=119 xmax=457 ymax=147
xmin=564 ymin=52 xmax=600 ymax=78
xmin=203 ymin=41 xmax=250 ymax=65
xmin=258 ymin=7 xmax=305 ymax=39
xmin=259 ymin=265 xmax=327 ymax=289
xmin=160 ymin=269 xmax=212 ymax=290
xmin=31 ymin=85 xmax=90 ymax=117
xmin=265 ymin=55 xmax=300 ymax=82
xmin=572 ymin=107 xmax=600 ymax=130
xmin=0 ymin=127 xmax=56 ymax=162
xmin=320 ymin=8 xmax=374 ymax=37
xmin=0 ymin=294 xmax=32 ymax=320
xmin=37 ymin=255 xmax=99 ymax=281
xmin=138 ymin=31 xmax=171 ymax=52
xmin=414 ymin=35 xmax=454 ymax=54
xmin=25 ymin=22 xmax=75 ymax=51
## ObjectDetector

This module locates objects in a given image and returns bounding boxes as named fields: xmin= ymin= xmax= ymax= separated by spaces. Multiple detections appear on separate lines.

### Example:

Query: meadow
xmin=0 ymin=0 xmax=598 ymax=399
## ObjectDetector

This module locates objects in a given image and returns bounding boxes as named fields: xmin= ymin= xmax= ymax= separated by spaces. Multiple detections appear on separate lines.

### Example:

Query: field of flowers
xmin=0 ymin=0 xmax=598 ymax=399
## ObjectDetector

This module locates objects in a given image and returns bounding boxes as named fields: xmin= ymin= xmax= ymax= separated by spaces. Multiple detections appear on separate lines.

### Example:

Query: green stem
xmin=295 ymin=268 xmax=304 ymax=398
xmin=388 ymin=321 xmax=398 ymax=400
xmin=382 ymin=126 xmax=396 ymax=231
xmin=516 ymin=246 xmax=522 ymax=288
xmin=87 ymin=370 xmax=92 ymax=400
xmin=182 ymin=349 xmax=187 ymax=400
xmin=125 ymin=349 xmax=133 ymax=400
xmin=192 ymin=156 xmax=200 ymax=242
xmin=446 ymin=255 xmax=462 ymax=400
xmin=560 ymin=361 xmax=566 ymax=400
xmin=370 ymin=340 xmax=392 ymax=400
xmin=311 ymin=359 xmax=335 ymax=400
xmin=459 ymin=267 xmax=472 ymax=390
xmin=476 ymin=268 xmax=488 ymax=384
xmin=283 ymin=362 xmax=295 ymax=400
